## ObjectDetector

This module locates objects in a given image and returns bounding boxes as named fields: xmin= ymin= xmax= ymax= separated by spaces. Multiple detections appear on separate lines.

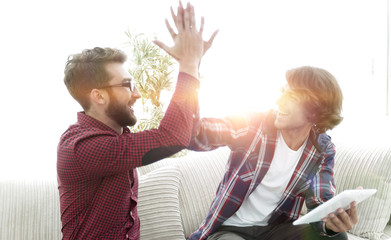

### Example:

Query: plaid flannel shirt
xmin=188 ymin=111 xmax=336 ymax=240
xmin=57 ymin=73 xmax=199 ymax=240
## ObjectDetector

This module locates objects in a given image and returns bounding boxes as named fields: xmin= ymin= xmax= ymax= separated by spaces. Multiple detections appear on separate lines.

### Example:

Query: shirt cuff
xmin=175 ymin=72 xmax=200 ymax=96
xmin=316 ymin=221 xmax=339 ymax=237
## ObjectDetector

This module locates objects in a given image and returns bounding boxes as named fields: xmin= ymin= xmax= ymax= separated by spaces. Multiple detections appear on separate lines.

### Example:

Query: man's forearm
xmin=161 ymin=72 xmax=199 ymax=142
xmin=179 ymin=61 xmax=199 ymax=80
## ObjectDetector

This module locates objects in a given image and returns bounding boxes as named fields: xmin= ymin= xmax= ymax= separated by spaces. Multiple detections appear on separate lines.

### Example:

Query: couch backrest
xmin=0 ymin=178 xmax=62 ymax=240
xmin=1 ymin=143 xmax=390 ymax=240
xmin=333 ymin=142 xmax=391 ymax=239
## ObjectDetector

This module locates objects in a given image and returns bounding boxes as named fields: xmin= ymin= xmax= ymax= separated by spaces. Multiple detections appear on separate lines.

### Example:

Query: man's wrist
xmin=323 ymin=222 xmax=339 ymax=236
xmin=179 ymin=62 xmax=200 ymax=80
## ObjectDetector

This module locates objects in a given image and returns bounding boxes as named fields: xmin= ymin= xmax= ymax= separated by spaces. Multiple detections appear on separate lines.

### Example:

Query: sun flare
xmin=198 ymin=73 xmax=283 ymax=118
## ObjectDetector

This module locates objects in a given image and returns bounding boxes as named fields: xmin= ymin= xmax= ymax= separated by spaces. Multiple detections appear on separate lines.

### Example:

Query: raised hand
xmin=154 ymin=2 xmax=218 ymax=78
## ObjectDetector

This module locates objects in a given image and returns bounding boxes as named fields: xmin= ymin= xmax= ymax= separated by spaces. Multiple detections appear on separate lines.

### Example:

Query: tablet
xmin=293 ymin=189 xmax=377 ymax=225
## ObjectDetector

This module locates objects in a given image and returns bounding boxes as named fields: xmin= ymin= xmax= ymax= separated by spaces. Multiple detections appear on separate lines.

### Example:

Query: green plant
xmin=125 ymin=31 xmax=188 ymax=157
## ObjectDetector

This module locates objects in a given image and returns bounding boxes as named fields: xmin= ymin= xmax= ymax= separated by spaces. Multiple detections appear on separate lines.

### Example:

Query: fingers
xmin=165 ymin=19 xmax=176 ymax=39
xmin=200 ymin=17 xmax=219 ymax=44
xmin=207 ymin=30 xmax=219 ymax=45
xmin=171 ymin=1 xmax=187 ymax=32
xmin=152 ymin=40 xmax=168 ymax=52
xmin=203 ymin=29 xmax=219 ymax=55
xmin=199 ymin=16 xmax=204 ymax=35
xmin=153 ymin=40 xmax=179 ymax=60
xmin=324 ymin=215 xmax=339 ymax=232
xmin=173 ymin=2 xmax=201 ymax=33
xmin=177 ymin=2 xmax=185 ymax=32
xmin=170 ymin=6 xmax=178 ymax=30
xmin=323 ymin=206 xmax=356 ymax=233
xmin=189 ymin=3 xmax=196 ymax=31
xmin=183 ymin=2 xmax=191 ymax=31
xmin=327 ymin=187 xmax=362 ymax=232
xmin=349 ymin=202 xmax=359 ymax=224
xmin=336 ymin=208 xmax=354 ymax=231
xmin=324 ymin=212 xmax=346 ymax=232
xmin=179 ymin=0 xmax=184 ymax=9
xmin=180 ymin=2 xmax=196 ymax=32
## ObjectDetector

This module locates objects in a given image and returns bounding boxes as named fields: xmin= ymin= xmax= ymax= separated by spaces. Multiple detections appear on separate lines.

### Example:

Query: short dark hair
xmin=63 ymin=47 xmax=127 ymax=110
xmin=286 ymin=66 xmax=343 ymax=133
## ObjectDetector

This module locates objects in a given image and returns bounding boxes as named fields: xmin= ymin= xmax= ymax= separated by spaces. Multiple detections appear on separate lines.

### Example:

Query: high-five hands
xmin=154 ymin=1 xmax=218 ymax=78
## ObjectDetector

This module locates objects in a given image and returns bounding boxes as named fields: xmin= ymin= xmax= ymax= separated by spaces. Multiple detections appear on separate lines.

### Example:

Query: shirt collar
xmin=77 ymin=112 xmax=130 ymax=134
xmin=263 ymin=110 xmax=321 ymax=152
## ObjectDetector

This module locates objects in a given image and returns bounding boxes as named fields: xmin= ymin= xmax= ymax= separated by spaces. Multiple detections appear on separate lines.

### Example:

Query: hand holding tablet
xmin=293 ymin=189 xmax=377 ymax=225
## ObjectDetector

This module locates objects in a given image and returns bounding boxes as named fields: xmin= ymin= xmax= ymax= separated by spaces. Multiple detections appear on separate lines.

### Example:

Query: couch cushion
xmin=138 ymin=165 xmax=184 ymax=240
xmin=175 ymin=148 xmax=230 ymax=237
xmin=383 ymin=225 xmax=391 ymax=240
xmin=138 ymin=147 xmax=230 ymax=237
xmin=334 ymin=143 xmax=391 ymax=240
xmin=348 ymin=233 xmax=371 ymax=240
xmin=0 ymin=178 xmax=62 ymax=240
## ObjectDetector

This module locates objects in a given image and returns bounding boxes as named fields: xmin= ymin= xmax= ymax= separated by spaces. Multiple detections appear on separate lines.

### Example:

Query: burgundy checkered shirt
xmin=57 ymin=73 xmax=199 ymax=240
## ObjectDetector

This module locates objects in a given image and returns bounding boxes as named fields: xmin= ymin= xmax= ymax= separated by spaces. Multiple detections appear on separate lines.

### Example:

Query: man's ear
xmin=90 ymin=89 xmax=107 ymax=106
xmin=307 ymin=112 xmax=317 ymax=123
xmin=305 ymin=108 xmax=317 ymax=123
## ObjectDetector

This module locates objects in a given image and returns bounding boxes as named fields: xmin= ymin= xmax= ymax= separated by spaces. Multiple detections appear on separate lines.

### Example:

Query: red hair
xmin=286 ymin=66 xmax=343 ymax=133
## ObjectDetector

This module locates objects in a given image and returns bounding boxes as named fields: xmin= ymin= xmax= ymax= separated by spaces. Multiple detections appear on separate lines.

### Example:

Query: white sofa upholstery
xmin=1 ymin=143 xmax=390 ymax=240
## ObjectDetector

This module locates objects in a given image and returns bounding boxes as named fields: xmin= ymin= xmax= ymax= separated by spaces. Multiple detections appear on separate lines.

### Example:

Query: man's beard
xmin=105 ymin=91 xmax=137 ymax=127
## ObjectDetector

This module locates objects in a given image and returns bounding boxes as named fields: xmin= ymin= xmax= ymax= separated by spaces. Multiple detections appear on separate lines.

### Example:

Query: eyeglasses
xmin=279 ymin=88 xmax=303 ymax=103
xmin=100 ymin=80 xmax=136 ymax=92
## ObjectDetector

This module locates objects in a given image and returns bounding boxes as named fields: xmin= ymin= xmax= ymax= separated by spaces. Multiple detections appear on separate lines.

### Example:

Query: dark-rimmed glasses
xmin=100 ymin=80 xmax=135 ymax=92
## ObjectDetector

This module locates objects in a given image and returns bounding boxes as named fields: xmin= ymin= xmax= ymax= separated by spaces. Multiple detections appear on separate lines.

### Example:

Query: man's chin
xmin=117 ymin=116 xmax=137 ymax=128
xmin=126 ymin=116 xmax=137 ymax=127
xmin=127 ymin=119 xmax=137 ymax=127
xmin=274 ymin=119 xmax=282 ymax=129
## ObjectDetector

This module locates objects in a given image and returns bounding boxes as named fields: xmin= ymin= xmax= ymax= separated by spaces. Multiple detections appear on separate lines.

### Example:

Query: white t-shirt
xmin=223 ymin=132 xmax=306 ymax=227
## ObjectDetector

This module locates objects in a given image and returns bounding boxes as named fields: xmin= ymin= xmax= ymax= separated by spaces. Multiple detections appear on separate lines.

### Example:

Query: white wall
xmin=0 ymin=0 xmax=388 ymax=179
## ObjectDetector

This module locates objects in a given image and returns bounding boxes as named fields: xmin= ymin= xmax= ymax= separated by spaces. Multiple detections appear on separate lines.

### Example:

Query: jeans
xmin=207 ymin=224 xmax=348 ymax=240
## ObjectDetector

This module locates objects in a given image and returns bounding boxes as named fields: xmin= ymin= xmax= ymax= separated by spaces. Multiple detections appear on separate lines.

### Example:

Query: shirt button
xmin=126 ymin=234 xmax=129 ymax=238
xmin=130 ymin=211 xmax=133 ymax=216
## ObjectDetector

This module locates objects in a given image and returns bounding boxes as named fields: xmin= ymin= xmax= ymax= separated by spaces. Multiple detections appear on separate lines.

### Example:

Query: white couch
xmin=1 ymin=143 xmax=390 ymax=240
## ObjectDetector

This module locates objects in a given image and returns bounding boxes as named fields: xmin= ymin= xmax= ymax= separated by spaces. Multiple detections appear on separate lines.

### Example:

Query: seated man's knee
xmin=207 ymin=231 xmax=245 ymax=240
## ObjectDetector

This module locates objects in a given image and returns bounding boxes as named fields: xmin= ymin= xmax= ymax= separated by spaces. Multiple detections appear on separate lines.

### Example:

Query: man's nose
xmin=276 ymin=94 xmax=287 ymax=106
xmin=132 ymin=87 xmax=142 ymax=99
